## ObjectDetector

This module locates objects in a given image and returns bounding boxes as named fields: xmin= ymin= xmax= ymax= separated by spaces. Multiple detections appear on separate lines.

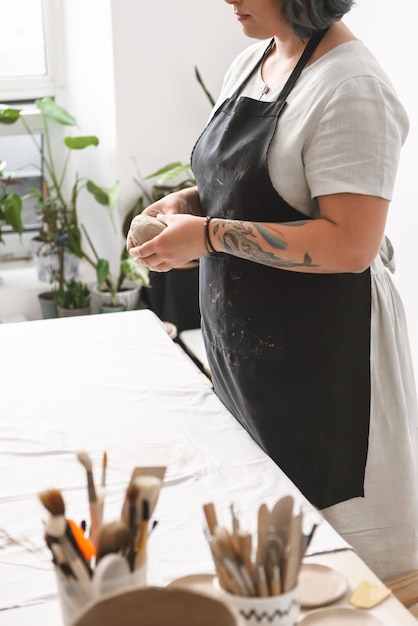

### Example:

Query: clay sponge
xmin=129 ymin=214 xmax=167 ymax=246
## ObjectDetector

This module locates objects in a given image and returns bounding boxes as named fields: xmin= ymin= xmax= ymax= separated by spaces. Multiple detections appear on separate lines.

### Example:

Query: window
xmin=0 ymin=0 xmax=63 ymax=260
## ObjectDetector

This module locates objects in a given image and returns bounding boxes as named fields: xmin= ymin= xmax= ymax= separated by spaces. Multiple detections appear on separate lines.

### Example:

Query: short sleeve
xmin=304 ymin=76 xmax=409 ymax=201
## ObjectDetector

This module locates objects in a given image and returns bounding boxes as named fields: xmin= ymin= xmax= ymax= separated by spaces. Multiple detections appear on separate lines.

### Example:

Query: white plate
xmin=167 ymin=573 xmax=216 ymax=596
xmin=300 ymin=563 xmax=348 ymax=608
xmin=299 ymin=607 xmax=383 ymax=625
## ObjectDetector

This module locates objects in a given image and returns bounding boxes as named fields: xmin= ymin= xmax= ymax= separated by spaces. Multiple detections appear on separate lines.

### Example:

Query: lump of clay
xmin=129 ymin=214 xmax=167 ymax=246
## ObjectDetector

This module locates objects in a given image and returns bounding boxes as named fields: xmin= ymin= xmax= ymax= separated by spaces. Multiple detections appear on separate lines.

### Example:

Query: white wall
xmin=61 ymin=0 xmax=418 ymax=364
xmin=61 ymin=0 xmax=247 ymax=272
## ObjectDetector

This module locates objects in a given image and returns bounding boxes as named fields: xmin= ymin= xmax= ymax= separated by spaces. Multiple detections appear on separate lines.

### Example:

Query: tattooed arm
xmin=129 ymin=192 xmax=388 ymax=274
xmin=209 ymin=193 xmax=389 ymax=274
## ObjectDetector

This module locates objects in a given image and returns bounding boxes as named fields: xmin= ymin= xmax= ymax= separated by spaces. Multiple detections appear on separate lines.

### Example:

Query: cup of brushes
xmin=38 ymin=450 xmax=164 ymax=626
xmin=203 ymin=496 xmax=315 ymax=626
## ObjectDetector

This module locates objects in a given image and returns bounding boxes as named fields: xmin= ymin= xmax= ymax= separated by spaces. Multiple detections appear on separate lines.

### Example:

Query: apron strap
xmin=228 ymin=28 xmax=329 ymax=106
xmin=277 ymin=28 xmax=329 ymax=102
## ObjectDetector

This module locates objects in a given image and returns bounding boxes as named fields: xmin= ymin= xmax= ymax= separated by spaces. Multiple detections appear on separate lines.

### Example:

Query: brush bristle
xmin=96 ymin=521 xmax=131 ymax=561
xmin=77 ymin=450 xmax=92 ymax=471
xmin=127 ymin=482 xmax=139 ymax=504
xmin=133 ymin=475 xmax=162 ymax=517
xmin=38 ymin=489 xmax=65 ymax=516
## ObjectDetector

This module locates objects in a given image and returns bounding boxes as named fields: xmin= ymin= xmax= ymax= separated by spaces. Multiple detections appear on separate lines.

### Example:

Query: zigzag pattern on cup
xmin=239 ymin=598 xmax=299 ymax=623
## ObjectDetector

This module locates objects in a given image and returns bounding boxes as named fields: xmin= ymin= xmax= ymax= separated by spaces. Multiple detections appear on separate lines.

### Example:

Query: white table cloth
xmin=0 ymin=309 xmax=414 ymax=625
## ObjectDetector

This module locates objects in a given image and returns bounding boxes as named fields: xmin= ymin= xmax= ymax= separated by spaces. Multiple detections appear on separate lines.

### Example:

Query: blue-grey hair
xmin=282 ymin=0 xmax=356 ymax=39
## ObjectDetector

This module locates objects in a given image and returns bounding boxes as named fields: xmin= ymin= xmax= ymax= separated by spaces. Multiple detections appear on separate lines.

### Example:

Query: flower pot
xmin=91 ymin=283 xmax=141 ymax=315
xmin=31 ymin=237 xmax=80 ymax=283
xmin=38 ymin=291 xmax=58 ymax=319
xmin=57 ymin=306 xmax=91 ymax=318
xmin=99 ymin=303 xmax=127 ymax=314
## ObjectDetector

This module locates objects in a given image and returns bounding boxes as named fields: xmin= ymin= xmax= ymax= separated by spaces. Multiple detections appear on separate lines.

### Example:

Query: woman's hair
xmin=282 ymin=0 xmax=355 ymax=39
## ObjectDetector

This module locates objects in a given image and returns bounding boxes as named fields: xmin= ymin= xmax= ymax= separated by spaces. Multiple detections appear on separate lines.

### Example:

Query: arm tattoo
xmin=214 ymin=219 xmax=318 ymax=269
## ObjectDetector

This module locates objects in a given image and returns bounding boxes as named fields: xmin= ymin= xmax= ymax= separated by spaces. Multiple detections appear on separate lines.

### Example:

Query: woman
xmin=127 ymin=0 xmax=418 ymax=580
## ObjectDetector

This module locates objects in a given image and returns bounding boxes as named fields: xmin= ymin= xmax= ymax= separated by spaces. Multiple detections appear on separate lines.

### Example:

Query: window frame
xmin=0 ymin=0 xmax=66 ymax=260
xmin=0 ymin=0 xmax=65 ymax=101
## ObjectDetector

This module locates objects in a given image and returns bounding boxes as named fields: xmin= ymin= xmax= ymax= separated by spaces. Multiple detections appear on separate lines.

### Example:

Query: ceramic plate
xmin=299 ymin=563 xmax=348 ymax=608
xmin=299 ymin=607 xmax=383 ymax=625
xmin=167 ymin=573 xmax=216 ymax=597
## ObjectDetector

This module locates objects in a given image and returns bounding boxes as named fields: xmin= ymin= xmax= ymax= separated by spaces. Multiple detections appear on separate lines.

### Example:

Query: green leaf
xmin=121 ymin=257 xmax=150 ymax=287
xmin=87 ymin=180 xmax=109 ymax=206
xmin=96 ymin=258 xmax=109 ymax=286
xmin=64 ymin=136 xmax=99 ymax=150
xmin=35 ymin=97 xmax=77 ymax=126
xmin=0 ymin=108 xmax=21 ymax=125
xmin=107 ymin=180 xmax=121 ymax=219
xmin=4 ymin=193 xmax=23 ymax=234
xmin=145 ymin=162 xmax=192 ymax=183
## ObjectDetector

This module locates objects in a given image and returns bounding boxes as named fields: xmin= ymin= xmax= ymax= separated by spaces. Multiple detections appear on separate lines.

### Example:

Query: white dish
xmin=167 ymin=573 xmax=216 ymax=597
xmin=299 ymin=607 xmax=383 ymax=625
xmin=299 ymin=563 xmax=348 ymax=608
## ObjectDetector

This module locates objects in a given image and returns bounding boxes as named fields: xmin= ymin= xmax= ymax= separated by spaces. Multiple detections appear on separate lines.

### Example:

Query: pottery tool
xmin=212 ymin=526 xmax=252 ymax=596
xmin=265 ymin=527 xmax=283 ymax=595
xmin=270 ymin=495 xmax=294 ymax=549
xmin=237 ymin=531 xmax=255 ymax=584
xmin=207 ymin=529 xmax=244 ymax=596
xmin=77 ymin=451 xmax=100 ymax=546
xmin=38 ymin=488 xmax=92 ymax=582
xmin=256 ymin=502 xmax=270 ymax=566
xmin=95 ymin=520 xmax=131 ymax=563
xmin=283 ymin=510 xmax=303 ymax=592
xmin=203 ymin=502 xmax=218 ymax=535
xmin=302 ymin=522 xmax=318 ymax=557
xmin=257 ymin=564 xmax=269 ymax=597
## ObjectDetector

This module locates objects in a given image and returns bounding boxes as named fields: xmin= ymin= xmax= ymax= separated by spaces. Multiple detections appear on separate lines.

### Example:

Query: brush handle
xmin=87 ymin=470 xmax=97 ymax=503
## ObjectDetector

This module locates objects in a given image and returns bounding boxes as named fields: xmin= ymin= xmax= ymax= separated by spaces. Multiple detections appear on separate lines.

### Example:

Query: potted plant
xmin=0 ymin=161 xmax=23 ymax=285
xmin=0 ymin=99 xmax=146 ymax=317
xmin=0 ymin=161 xmax=23 ymax=245
xmin=77 ymin=185 xmax=149 ymax=313
xmin=52 ymin=278 xmax=91 ymax=317
xmin=0 ymin=99 xmax=115 ymax=315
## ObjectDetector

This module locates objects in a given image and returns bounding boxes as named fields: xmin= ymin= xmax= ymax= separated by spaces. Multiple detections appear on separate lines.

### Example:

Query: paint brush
xmin=134 ymin=474 xmax=162 ymax=520
xmin=203 ymin=502 xmax=218 ymax=535
xmin=101 ymin=451 xmax=108 ymax=488
xmin=96 ymin=520 xmax=131 ymax=563
xmin=38 ymin=488 xmax=92 ymax=582
xmin=123 ymin=481 xmax=140 ymax=570
xmin=136 ymin=499 xmax=150 ymax=560
xmin=77 ymin=451 xmax=100 ymax=546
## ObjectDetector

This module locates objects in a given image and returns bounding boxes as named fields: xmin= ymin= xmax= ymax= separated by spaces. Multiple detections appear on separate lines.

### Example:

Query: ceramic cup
xmin=56 ymin=558 xmax=146 ymax=626
xmin=213 ymin=579 xmax=299 ymax=626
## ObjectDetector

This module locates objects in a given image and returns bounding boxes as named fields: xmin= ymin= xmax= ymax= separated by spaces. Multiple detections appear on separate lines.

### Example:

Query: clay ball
xmin=129 ymin=214 xmax=167 ymax=246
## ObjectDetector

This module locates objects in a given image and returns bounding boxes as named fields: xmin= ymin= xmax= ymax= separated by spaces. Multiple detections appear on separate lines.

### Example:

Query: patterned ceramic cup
xmin=213 ymin=578 xmax=299 ymax=626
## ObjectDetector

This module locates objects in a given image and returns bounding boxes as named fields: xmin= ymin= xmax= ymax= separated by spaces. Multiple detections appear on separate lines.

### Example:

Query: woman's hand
xmin=126 ymin=186 xmax=201 ymax=253
xmin=128 ymin=213 xmax=208 ymax=272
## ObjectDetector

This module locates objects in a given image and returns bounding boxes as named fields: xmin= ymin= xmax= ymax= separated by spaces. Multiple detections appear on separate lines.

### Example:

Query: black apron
xmin=191 ymin=31 xmax=371 ymax=509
